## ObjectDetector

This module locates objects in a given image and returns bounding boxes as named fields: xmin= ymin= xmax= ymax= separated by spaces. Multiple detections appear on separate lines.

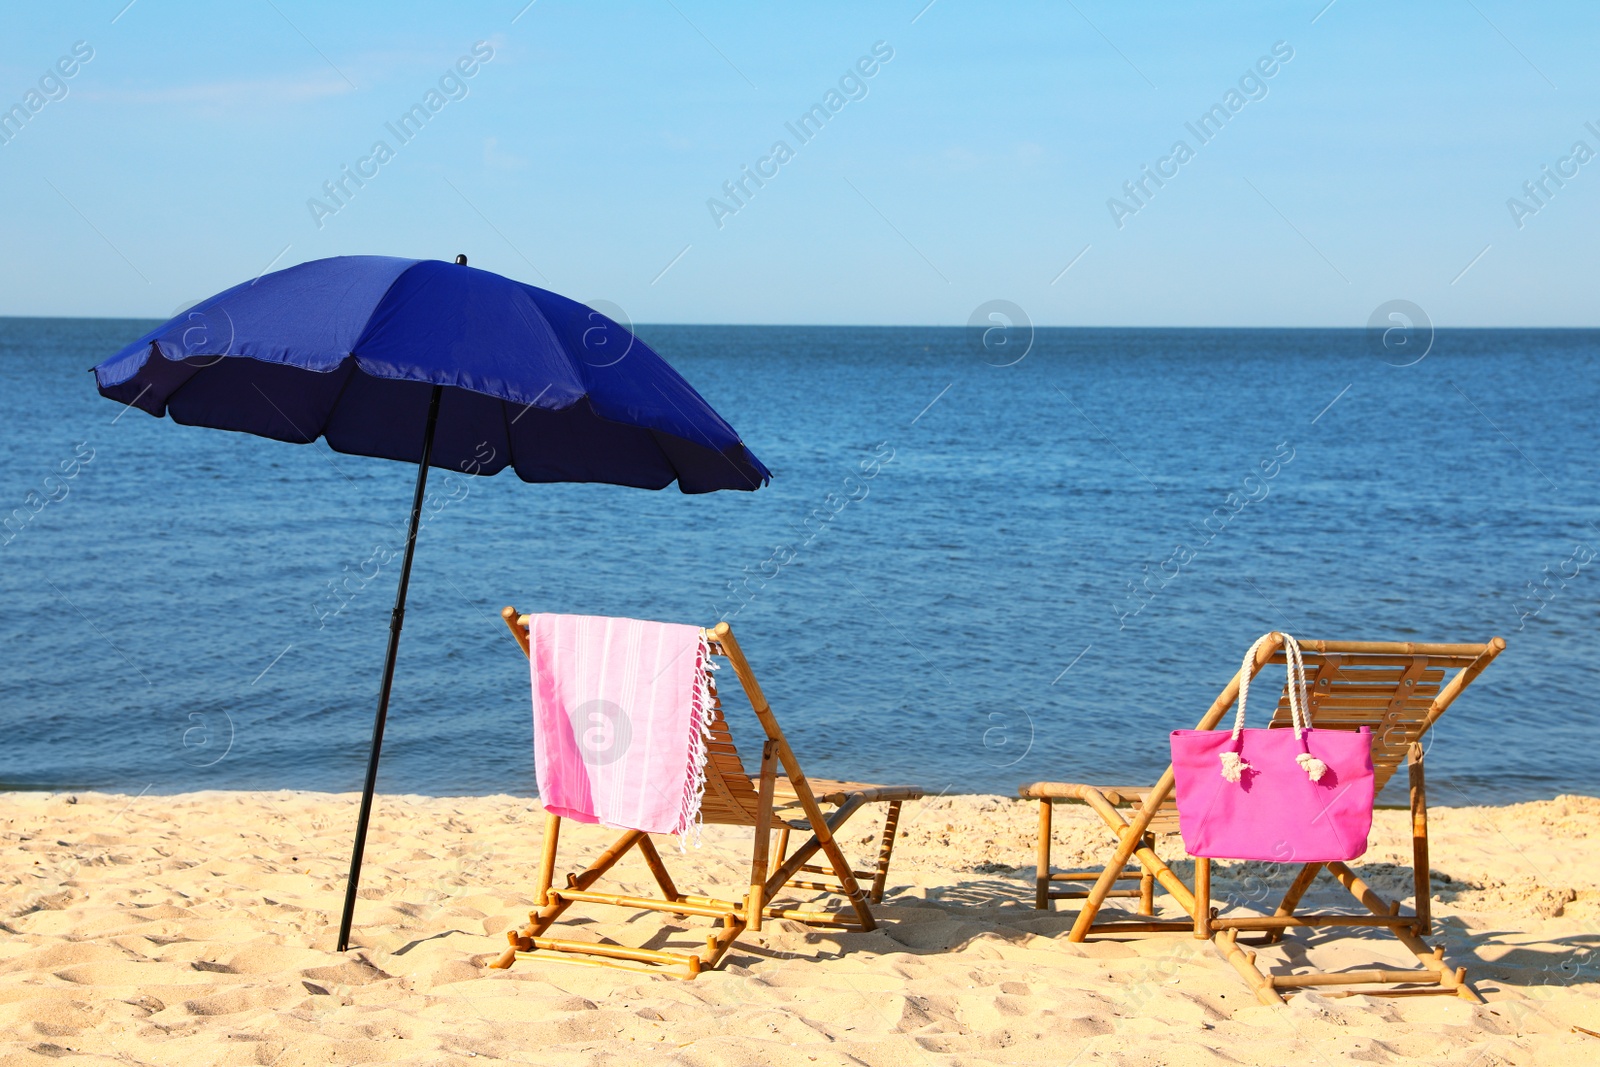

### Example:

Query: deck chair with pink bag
xmin=1021 ymin=631 xmax=1504 ymax=1004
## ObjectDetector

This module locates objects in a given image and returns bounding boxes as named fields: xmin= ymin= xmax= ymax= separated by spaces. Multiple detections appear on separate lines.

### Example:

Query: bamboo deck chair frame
xmin=491 ymin=607 xmax=922 ymax=978
xmin=1021 ymin=633 xmax=1505 ymax=1004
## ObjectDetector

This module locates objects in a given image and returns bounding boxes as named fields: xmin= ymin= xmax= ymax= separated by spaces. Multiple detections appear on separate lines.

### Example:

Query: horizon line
xmin=6 ymin=316 xmax=1600 ymax=332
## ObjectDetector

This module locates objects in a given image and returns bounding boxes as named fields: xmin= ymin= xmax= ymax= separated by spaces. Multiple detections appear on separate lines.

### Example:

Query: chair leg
xmin=1212 ymin=929 xmax=1286 ymax=1006
xmin=1390 ymin=927 xmax=1481 ymax=1001
xmin=494 ymin=828 xmax=648 ymax=969
xmin=1324 ymin=861 xmax=1398 ymax=920
xmin=636 ymin=835 xmax=682 ymax=903
xmin=765 ymin=797 xmax=875 ymax=929
xmin=770 ymin=825 xmax=790 ymax=878
xmin=818 ymin=827 xmax=876 ymax=931
xmin=1409 ymin=743 xmax=1432 ymax=936
xmin=1073 ymin=852 xmax=1156 ymax=935
xmin=1035 ymin=799 xmax=1053 ymax=911
xmin=748 ymin=739 xmax=778 ymax=932
xmin=1264 ymin=862 xmax=1324 ymax=945
xmin=765 ymin=799 xmax=861 ymax=891
xmin=1139 ymin=834 xmax=1156 ymax=915
xmin=1070 ymin=786 xmax=1196 ymax=941
xmin=491 ymin=814 xmax=565 ymax=969
xmin=1069 ymin=774 xmax=1178 ymax=941
xmin=699 ymin=912 xmax=747 ymax=972
xmin=715 ymin=631 xmax=876 ymax=930
xmin=1325 ymin=860 xmax=1482 ymax=1002
xmin=536 ymin=813 xmax=561 ymax=907
xmin=870 ymin=800 xmax=903 ymax=904
xmin=1193 ymin=858 xmax=1211 ymax=938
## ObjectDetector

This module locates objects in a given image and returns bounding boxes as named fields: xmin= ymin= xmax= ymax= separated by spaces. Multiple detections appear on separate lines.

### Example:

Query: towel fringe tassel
xmin=674 ymin=634 xmax=719 ymax=850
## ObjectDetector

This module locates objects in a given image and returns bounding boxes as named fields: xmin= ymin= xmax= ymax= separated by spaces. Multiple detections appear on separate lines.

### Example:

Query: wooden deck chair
xmin=490 ymin=607 xmax=923 ymax=978
xmin=1021 ymin=633 xmax=1505 ymax=1004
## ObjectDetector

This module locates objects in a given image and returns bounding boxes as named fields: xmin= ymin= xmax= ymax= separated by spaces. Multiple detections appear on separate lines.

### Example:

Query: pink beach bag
xmin=1171 ymin=634 xmax=1374 ymax=863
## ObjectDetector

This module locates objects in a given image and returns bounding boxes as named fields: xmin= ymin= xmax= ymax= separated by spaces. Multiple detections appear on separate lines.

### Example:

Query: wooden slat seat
xmin=777 ymin=778 xmax=924 ymax=806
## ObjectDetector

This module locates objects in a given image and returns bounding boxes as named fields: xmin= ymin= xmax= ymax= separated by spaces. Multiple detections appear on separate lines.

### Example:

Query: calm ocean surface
xmin=2 ymin=319 xmax=1596 ymax=805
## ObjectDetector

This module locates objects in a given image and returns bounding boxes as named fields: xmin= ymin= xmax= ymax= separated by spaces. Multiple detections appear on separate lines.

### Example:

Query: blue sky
xmin=1 ymin=1 xmax=1596 ymax=325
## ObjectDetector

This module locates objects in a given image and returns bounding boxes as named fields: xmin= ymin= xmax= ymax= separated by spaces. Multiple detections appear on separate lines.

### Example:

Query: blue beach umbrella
xmin=92 ymin=254 xmax=770 ymax=950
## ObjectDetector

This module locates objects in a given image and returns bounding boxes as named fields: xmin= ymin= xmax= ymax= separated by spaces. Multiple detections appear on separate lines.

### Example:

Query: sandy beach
xmin=9 ymin=1 xmax=1600 ymax=1063
xmin=1 ymin=790 xmax=1597 ymax=1065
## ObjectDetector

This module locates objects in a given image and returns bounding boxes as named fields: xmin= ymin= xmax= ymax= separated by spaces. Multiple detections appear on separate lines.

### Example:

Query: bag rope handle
xmin=1220 ymin=632 xmax=1327 ymax=783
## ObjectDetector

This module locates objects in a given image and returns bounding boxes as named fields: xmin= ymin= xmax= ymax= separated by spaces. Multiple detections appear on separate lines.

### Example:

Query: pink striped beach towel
xmin=527 ymin=613 xmax=717 ymax=838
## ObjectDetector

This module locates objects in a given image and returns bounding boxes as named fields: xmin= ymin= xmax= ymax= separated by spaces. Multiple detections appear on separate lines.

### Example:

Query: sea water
xmin=2 ymin=319 xmax=1595 ymax=805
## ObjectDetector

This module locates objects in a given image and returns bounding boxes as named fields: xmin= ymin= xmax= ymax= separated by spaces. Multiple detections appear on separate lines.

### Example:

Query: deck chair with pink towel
xmin=491 ymin=608 xmax=923 ymax=977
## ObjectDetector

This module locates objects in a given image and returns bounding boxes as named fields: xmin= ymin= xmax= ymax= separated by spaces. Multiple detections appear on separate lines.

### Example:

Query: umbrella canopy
xmin=92 ymin=254 xmax=770 ymax=951
xmin=95 ymin=254 xmax=770 ymax=492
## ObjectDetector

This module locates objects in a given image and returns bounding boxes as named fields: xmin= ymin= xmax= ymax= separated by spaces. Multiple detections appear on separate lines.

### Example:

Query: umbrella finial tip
xmin=454 ymin=254 xmax=468 ymax=265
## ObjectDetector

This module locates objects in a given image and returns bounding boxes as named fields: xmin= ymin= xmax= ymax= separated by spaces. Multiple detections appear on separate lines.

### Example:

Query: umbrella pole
xmin=337 ymin=384 xmax=444 ymax=952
